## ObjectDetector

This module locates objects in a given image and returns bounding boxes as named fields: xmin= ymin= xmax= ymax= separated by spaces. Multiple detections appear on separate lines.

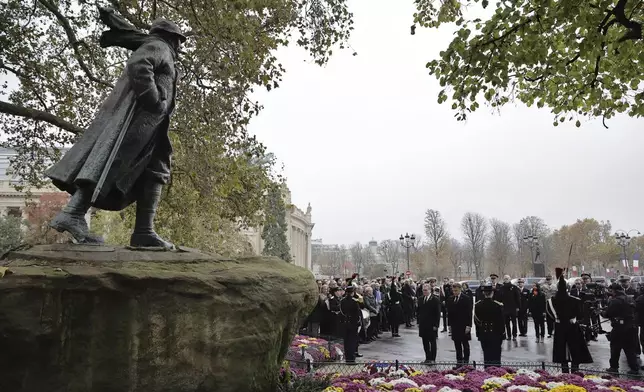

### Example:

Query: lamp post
xmin=399 ymin=233 xmax=416 ymax=273
xmin=615 ymin=229 xmax=640 ymax=274
xmin=523 ymin=234 xmax=540 ymax=275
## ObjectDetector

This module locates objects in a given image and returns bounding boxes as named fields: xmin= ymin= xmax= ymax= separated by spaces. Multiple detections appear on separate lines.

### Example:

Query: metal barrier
xmin=285 ymin=359 xmax=639 ymax=379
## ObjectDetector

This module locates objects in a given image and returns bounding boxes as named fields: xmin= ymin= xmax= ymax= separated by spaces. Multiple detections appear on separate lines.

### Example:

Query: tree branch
xmin=0 ymin=100 xmax=82 ymax=135
xmin=37 ymin=0 xmax=114 ymax=88
xmin=612 ymin=0 xmax=643 ymax=42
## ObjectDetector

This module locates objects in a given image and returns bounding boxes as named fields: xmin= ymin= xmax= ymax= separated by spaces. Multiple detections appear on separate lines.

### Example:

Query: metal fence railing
xmin=286 ymin=359 xmax=641 ymax=379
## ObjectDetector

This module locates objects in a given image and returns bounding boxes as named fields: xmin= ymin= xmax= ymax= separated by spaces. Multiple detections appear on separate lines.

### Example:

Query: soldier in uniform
xmin=620 ymin=275 xmax=639 ymax=299
xmin=602 ymin=283 xmax=640 ymax=375
xmin=541 ymin=274 xmax=558 ymax=338
xmin=340 ymin=285 xmax=361 ymax=363
xmin=474 ymin=284 xmax=505 ymax=367
xmin=517 ymin=279 xmax=531 ymax=337
xmin=547 ymin=268 xmax=593 ymax=373
xmin=489 ymin=274 xmax=503 ymax=302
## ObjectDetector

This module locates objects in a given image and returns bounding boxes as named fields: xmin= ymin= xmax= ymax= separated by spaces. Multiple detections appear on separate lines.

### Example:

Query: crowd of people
xmin=304 ymin=270 xmax=644 ymax=375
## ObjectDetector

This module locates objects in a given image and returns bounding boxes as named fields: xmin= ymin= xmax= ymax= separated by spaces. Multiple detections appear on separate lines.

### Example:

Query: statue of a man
xmin=45 ymin=11 xmax=186 ymax=249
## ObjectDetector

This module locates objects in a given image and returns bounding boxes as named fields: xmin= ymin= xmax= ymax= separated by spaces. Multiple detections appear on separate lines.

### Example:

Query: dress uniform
xmin=474 ymin=284 xmax=505 ymax=367
xmin=340 ymin=285 xmax=361 ymax=363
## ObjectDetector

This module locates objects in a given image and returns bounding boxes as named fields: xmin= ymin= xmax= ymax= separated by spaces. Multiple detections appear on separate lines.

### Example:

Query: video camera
xmin=580 ymin=282 xmax=607 ymax=313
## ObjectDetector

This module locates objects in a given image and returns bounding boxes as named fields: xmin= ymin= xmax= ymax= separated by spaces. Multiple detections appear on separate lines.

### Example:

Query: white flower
xmin=585 ymin=378 xmax=609 ymax=384
xmin=390 ymin=377 xmax=419 ymax=387
xmin=545 ymin=382 xmax=565 ymax=389
xmin=483 ymin=377 xmax=510 ymax=386
xmin=445 ymin=374 xmax=465 ymax=380
xmin=421 ymin=385 xmax=436 ymax=390
xmin=632 ymin=387 xmax=644 ymax=392
xmin=516 ymin=368 xmax=541 ymax=380
xmin=334 ymin=347 xmax=344 ymax=358
xmin=388 ymin=369 xmax=407 ymax=377
xmin=596 ymin=386 xmax=611 ymax=390
xmin=369 ymin=377 xmax=386 ymax=386
xmin=303 ymin=352 xmax=314 ymax=363
xmin=508 ymin=386 xmax=540 ymax=392
xmin=437 ymin=387 xmax=462 ymax=392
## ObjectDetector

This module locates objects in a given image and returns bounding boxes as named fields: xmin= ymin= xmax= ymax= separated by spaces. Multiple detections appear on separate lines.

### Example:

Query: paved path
xmin=357 ymin=323 xmax=625 ymax=369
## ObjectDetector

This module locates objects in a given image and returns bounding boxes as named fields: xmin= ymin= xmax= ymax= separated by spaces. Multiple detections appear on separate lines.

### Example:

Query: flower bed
xmin=286 ymin=334 xmax=344 ymax=363
xmin=282 ymin=363 xmax=644 ymax=392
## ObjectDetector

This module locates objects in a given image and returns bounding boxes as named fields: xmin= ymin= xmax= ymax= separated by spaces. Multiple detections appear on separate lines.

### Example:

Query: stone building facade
xmin=0 ymin=148 xmax=54 ymax=219
xmin=241 ymin=187 xmax=314 ymax=270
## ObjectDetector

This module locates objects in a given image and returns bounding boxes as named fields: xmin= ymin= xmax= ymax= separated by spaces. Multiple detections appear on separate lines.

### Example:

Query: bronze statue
xmin=46 ymin=9 xmax=186 ymax=249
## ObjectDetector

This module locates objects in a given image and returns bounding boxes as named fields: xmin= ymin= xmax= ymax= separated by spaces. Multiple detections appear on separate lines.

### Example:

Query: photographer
xmin=602 ymin=283 xmax=640 ymax=375
xmin=578 ymin=273 xmax=605 ymax=342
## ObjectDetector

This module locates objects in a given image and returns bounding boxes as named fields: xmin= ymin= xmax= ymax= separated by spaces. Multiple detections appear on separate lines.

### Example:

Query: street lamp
xmin=615 ymin=229 xmax=640 ymax=274
xmin=400 ymin=233 xmax=416 ymax=274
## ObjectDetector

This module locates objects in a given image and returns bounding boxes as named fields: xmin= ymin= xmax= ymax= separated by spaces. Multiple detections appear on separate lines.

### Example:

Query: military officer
xmin=340 ymin=285 xmax=361 ymax=363
xmin=474 ymin=284 xmax=505 ymax=367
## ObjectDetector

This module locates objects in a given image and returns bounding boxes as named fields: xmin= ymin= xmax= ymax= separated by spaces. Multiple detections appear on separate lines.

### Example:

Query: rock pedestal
xmin=0 ymin=244 xmax=317 ymax=392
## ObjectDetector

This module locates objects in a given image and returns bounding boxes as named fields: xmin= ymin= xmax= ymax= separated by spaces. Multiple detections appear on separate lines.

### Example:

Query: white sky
xmin=249 ymin=0 xmax=644 ymax=245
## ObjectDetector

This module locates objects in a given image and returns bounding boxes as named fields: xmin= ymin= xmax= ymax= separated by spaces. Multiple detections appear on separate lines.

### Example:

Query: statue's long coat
xmin=46 ymin=36 xmax=177 ymax=211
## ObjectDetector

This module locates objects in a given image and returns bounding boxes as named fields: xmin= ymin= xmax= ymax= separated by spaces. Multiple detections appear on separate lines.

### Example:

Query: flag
xmin=634 ymin=252 xmax=640 ymax=273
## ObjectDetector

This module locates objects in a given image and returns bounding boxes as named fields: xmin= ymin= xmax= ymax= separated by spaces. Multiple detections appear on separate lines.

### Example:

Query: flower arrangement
xmin=280 ymin=363 xmax=644 ymax=392
xmin=287 ymin=335 xmax=344 ymax=363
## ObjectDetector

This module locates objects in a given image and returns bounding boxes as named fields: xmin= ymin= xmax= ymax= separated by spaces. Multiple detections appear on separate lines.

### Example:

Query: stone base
xmin=0 ymin=244 xmax=317 ymax=392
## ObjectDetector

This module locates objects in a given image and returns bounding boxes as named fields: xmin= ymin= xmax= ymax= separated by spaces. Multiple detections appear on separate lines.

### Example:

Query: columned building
xmin=0 ymin=148 xmax=54 ymax=218
xmin=241 ymin=186 xmax=314 ymax=270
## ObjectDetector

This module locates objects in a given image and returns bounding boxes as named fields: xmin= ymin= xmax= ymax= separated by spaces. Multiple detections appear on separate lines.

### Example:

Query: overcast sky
xmin=249 ymin=0 xmax=644 ymax=246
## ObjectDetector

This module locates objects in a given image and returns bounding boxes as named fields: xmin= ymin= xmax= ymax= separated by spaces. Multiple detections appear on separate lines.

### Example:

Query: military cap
xmin=489 ymin=273 xmax=499 ymax=278
xmin=345 ymin=285 xmax=355 ymax=292
xmin=618 ymin=275 xmax=630 ymax=282
xmin=150 ymin=19 xmax=187 ymax=43
xmin=481 ymin=284 xmax=495 ymax=292
xmin=609 ymin=282 xmax=624 ymax=291
xmin=581 ymin=273 xmax=591 ymax=278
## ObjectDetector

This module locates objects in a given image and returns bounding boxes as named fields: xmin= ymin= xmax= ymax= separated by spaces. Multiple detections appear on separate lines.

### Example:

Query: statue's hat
xmin=150 ymin=19 xmax=187 ymax=43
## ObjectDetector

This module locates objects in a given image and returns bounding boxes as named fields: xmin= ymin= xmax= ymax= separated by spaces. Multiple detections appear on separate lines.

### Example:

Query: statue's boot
xmin=50 ymin=187 xmax=104 ymax=244
xmin=130 ymin=182 xmax=175 ymax=249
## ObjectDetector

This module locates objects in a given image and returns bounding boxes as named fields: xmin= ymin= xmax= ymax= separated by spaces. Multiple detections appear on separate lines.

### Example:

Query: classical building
xmin=0 ymin=148 xmax=56 ymax=219
xmin=241 ymin=186 xmax=314 ymax=270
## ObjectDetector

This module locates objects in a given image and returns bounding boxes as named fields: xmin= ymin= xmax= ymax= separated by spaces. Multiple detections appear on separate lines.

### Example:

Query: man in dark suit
xmin=417 ymin=283 xmax=441 ymax=363
xmin=441 ymin=277 xmax=454 ymax=332
xmin=490 ymin=274 xmax=503 ymax=302
xmin=501 ymin=274 xmax=521 ymax=341
xmin=448 ymin=282 xmax=473 ymax=368
xmin=517 ymin=278 xmax=531 ymax=337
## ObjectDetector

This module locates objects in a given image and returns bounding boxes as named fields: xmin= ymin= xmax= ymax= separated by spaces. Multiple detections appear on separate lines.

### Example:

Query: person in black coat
xmin=475 ymin=280 xmax=486 ymax=302
xmin=449 ymin=282 xmax=473 ymax=368
xmin=327 ymin=287 xmax=342 ymax=338
xmin=441 ymin=278 xmax=454 ymax=332
xmin=388 ymin=281 xmax=403 ymax=337
xmin=490 ymin=274 xmax=503 ymax=302
xmin=340 ymin=285 xmax=361 ymax=363
xmin=603 ymin=283 xmax=640 ymax=374
xmin=546 ymin=268 xmax=593 ymax=373
xmin=402 ymin=281 xmax=416 ymax=327
xmin=528 ymin=283 xmax=547 ymax=342
xmin=636 ymin=285 xmax=644 ymax=356
xmin=417 ymin=283 xmax=441 ymax=363
xmin=501 ymin=275 xmax=521 ymax=340
xmin=462 ymin=282 xmax=474 ymax=298
xmin=474 ymin=284 xmax=505 ymax=367
xmin=517 ymin=279 xmax=531 ymax=337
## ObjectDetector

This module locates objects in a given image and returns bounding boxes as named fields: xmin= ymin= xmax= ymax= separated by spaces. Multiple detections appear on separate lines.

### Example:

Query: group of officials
xmin=308 ymin=269 xmax=644 ymax=375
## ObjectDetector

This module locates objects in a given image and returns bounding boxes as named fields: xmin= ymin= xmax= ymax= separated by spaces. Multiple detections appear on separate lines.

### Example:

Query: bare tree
xmin=377 ymin=239 xmax=401 ymax=275
xmin=447 ymin=238 xmax=463 ymax=278
xmin=488 ymin=218 xmax=514 ymax=275
xmin=424 ymin=209 xmax=448 ymax=265
xmin=461 ymin=212 xmax=487 ymax=279
xmin=349 ymin=242 xmax=366 ymax=275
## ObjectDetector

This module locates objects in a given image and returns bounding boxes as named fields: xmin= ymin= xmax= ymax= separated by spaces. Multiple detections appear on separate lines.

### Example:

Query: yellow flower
xmin=378 ymin=383 xmax=394 ymax=390
xmin=503 ymin=374 xmax=515 ymax=380
xmin=410 ymin=371 xmax=424 ymax=377
xmin=352 ymin=379 xmax=366 ymax=384
xmin=550 ymin=385 xmax=586 ymax=392
xmin=323 ymin=387 xmax=344 ymax=392
xmin=583 ymin=376 xmax=600 ymax=380
xmin=483 ymin=382 xmax=503 ymax=391
xmin=405 ymin=388 xmax=423 ymax=392
xmin=608 ymin=387 xmax=625 ymax=392
xmin=458 ymin=372 xmax=467 ymax=377
xmin=298 ymin=344 xmax=308 ymax=348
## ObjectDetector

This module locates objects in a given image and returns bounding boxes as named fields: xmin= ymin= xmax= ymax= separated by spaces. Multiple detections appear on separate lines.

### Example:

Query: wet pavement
xmin=357 ymin=323 xmax=628 ymax=369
